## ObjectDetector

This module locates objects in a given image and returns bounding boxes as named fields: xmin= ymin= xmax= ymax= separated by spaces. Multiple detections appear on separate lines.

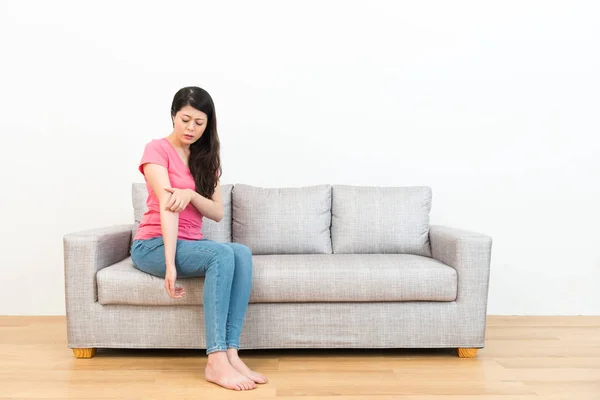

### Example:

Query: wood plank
xmin=485 ymin=316 xmax=600 ymax=327
xmin=1 ymin=315 xmax=600 ymax=399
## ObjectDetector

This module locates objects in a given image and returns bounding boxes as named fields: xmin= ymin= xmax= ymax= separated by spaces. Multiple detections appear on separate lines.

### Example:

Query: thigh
xmin=175 ymin=239 xmax=234 ymax=278
xmin=130 ymin=237 xmax=168 ymax=277
xmin=132 ymin=237 xmax=233 ymax=278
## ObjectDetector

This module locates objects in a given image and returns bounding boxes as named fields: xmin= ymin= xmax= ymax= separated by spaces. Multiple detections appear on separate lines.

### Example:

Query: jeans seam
xmin=225 ymin=243 xmax=250 ymax=352
xmin=211 ymin=249 xmax=222 ymax=353
xmin=206 ymin=345 xmax=227 ymax=354
xmin=224 ymin=243 xmax=236 ymax=345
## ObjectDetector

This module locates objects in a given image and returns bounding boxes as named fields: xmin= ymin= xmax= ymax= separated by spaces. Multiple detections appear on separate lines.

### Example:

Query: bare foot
xmin=227 ymin=349 xmax=268 ymax=384
xmin=205 ymin=351 xmax=256 ymax=390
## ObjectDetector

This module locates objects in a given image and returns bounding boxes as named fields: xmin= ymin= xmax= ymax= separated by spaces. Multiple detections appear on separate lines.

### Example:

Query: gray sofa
xmin=63 ymin=183 xmax=492 ymax=359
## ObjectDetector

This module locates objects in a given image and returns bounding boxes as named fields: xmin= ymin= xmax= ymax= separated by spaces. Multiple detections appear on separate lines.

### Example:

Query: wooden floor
xmin=1 ymin=316 xmax=600 ymax=399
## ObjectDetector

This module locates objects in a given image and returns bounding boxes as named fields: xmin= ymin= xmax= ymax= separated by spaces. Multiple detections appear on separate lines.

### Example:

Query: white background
xmin=1 ymin=1 xmax=598 ymax=315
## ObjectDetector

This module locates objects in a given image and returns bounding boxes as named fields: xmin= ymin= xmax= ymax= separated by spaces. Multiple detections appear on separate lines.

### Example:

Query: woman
xmin=131 ymin=86 xmax=267 ymax=391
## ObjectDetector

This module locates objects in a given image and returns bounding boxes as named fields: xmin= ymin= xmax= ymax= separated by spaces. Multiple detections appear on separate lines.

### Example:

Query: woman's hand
xmin=165 ymin=266 xmax=185 ymax=299
xmin=164 ymin=188 xmax=194 ymax=212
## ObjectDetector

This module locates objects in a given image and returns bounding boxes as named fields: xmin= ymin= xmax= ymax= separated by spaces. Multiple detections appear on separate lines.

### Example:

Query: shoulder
xmin=142 ymin=138 xmax=172 ymax=159
xmin=144 ymin=138 xmax=169 ymax=152
xmin=139 ymin=138 xmax=171 ymax=172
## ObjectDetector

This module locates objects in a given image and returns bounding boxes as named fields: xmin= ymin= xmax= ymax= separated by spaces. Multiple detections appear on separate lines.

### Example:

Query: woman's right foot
xmin=205 ymin=352 xmax=257 ymax=390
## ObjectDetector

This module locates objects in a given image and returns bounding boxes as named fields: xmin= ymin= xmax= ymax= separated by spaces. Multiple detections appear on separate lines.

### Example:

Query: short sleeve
xmin=138 ymin=140 xmax=169 ymax=175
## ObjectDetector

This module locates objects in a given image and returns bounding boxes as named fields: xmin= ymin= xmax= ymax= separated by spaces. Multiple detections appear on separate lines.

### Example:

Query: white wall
xmin=1 ymin=1 xmax=598 ymax=315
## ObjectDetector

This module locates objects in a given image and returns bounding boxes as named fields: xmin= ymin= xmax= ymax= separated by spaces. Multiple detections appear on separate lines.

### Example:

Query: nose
xmin=186 ymin=121 xmax=195 ymax=131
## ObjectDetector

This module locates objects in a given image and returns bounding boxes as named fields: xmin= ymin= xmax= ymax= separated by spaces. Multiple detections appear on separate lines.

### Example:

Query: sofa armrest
xmin=429 ymin=225 xmax=493 ymax=304
xmin=63 ymin=224 xmax=135 ymax=304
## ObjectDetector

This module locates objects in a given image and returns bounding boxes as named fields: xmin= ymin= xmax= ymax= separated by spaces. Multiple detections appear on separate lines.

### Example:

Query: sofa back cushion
xmin=232 ymin=184 xmax=332 ymax=254
xmin=331 ymin=185 xmax=432 ymax=256
xmin=131 ymin=182 xmax=233 ymax=242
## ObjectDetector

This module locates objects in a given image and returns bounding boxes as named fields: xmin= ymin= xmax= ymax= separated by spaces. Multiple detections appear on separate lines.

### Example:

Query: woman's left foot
xmin=226 ymin=349 xmax=268 ymax=384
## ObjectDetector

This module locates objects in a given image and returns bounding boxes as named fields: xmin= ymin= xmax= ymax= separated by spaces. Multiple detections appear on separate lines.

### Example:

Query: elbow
xmin=158 ymin=200 xmax=177 ymax=215
xmin=212 ymin=208 xmax=224 ymax=223
xmin=213 ymin=202 xmax=224 ymax=222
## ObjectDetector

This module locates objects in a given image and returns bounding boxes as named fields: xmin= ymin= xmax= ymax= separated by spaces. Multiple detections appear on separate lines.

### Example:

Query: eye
xmin=182 ymin=118 xmax=190 ymax=123
xmin=196 ymin=122 xmax=204 ymax=126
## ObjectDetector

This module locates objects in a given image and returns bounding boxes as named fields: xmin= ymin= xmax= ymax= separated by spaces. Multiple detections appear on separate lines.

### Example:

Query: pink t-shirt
xmin=134 ymin=138 xmax=204 ymax=241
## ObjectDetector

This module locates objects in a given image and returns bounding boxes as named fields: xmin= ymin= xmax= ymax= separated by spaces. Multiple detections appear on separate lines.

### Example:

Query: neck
xmin=167 ymin=132 xmax=190 ymax=152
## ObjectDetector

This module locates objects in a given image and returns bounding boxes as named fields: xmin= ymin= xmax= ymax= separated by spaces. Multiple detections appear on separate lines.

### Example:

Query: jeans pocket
xmin=135 ymin=237 xmax=164 ymax=252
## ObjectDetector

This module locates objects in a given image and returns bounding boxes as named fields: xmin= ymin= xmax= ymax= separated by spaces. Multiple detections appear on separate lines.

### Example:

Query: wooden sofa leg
xmin=73 ymin=348 xmax=96 ymax=358
xmin=457 ymin=348 xmax=478 ymax=358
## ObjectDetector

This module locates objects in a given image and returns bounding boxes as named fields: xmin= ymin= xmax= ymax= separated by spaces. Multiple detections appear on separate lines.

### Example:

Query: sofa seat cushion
xmin=97 ymin=254 xmax=457 ymax=306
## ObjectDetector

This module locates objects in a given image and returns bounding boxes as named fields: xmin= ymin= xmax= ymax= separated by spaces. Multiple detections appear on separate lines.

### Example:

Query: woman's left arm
xmin=189 ymin=182 xmax=223 ymax=222
xmin=164 ymin=182 xmax=224 ymax=222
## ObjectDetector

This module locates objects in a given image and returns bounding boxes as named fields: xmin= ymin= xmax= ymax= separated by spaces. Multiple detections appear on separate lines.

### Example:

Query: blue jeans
xmin=130 ymin=237 xmax=253 ymax=354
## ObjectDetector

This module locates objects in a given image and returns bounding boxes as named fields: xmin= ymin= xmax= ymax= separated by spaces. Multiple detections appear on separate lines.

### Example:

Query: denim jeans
xmin=130 ymin=236 xmax=253 ymax=354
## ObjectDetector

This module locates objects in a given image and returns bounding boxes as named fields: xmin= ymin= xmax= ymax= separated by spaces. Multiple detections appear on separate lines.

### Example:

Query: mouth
xmin=184 ymin=134 xmax=194 ymax=140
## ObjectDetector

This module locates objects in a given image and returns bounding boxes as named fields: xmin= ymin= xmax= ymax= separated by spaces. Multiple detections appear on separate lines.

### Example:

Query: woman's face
xmin=172 ymin=105 xmax=208 ymax=145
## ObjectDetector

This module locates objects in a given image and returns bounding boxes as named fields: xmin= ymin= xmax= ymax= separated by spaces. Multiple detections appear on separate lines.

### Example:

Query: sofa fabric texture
xmin=64 ymin=183 xmax=492 ymax=351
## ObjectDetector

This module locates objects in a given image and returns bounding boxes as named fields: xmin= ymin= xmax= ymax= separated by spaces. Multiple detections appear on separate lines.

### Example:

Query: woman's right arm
xmin=142 ymin=163 xmax=184 ymax=298
xmin=143 ymin=163 xmax=178 ymax=266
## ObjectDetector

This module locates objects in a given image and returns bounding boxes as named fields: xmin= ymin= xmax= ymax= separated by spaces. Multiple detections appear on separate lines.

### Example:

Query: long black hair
xmin=170 ymin=86 xmax=222 ymax=199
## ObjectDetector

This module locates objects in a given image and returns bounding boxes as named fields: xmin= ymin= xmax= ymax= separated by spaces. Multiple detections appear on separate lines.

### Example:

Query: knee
xmin=232 ymin=243 xmax=253 ymax=261
xmin=229 ymin=244 xmax=253 ymax=278
xmin=213 ymin=243 xmax=235 ymax=271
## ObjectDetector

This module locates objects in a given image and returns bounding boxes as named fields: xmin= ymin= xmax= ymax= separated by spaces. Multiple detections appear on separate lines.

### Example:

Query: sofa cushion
xmin=231 ymin=184 xmax=332 ymax=254
xmin=97 ymin=254 xmax=457 ymax=306
xmin=132 ymin=182 xmax=233 ymax=242
xmin=331 ymin=185 xmax=433 ymax=256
